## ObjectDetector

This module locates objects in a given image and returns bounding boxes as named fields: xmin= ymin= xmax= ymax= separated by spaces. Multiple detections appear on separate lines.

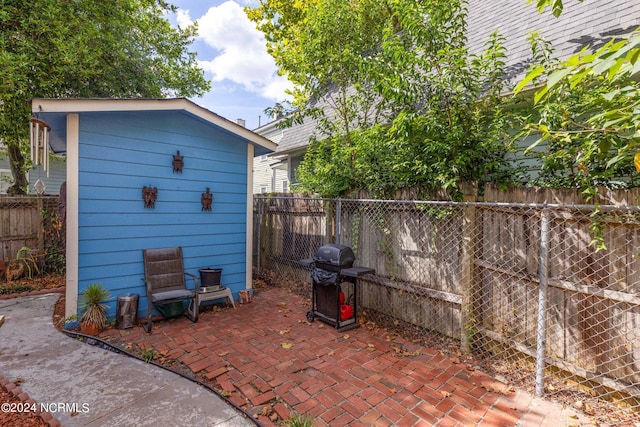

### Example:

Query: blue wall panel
xmin=75 ymin=111 xmax=250 ymax=318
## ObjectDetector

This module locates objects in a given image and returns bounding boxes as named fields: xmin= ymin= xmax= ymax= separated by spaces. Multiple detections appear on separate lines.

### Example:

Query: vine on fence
xmin=41 ymin=201 xmax=66 ymax=275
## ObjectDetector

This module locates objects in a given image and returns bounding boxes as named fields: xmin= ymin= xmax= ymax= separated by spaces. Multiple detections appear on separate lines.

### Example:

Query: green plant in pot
xmin=79 ymin=283 xmax=110 ymax=336
xmin=62 ymin=314 xmax=79 ymax=331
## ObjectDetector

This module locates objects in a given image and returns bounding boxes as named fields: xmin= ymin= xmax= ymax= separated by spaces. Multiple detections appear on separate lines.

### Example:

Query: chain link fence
xmin=254 ymin=194 xmax=640 ymax=423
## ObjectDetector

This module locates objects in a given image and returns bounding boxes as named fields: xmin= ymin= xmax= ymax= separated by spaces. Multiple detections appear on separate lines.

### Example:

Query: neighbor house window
xmin=261 ymin=186 xmax=267 ymax=193
xmin=282 ymin=180 xmax=289 ymax=192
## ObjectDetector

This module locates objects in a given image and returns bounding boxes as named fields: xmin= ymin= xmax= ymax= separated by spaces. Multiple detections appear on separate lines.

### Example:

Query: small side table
xmin=198 ymin=286 xmax=235 ymax=309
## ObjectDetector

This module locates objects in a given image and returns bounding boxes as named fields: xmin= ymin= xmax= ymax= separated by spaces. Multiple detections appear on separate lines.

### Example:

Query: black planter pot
xmin=198 ymin=268 xmax=222 ymax=288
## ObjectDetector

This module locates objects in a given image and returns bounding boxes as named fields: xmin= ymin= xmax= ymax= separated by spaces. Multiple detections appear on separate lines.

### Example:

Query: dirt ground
xmin=0 ymin=383 xmax=48 ymax=427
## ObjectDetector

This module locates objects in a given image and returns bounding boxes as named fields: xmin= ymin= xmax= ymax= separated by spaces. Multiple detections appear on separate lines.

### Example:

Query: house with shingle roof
xmin=253 ymin=0 xmax=640 ymax=192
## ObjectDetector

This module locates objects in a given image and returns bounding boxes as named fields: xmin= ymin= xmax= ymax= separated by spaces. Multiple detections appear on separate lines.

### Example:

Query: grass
xmin=0 ymin=284 xmax=34 ymax=295
xmin=283 ymin=413 xmax=314 ymax=427
xmin=139 ymin=349 xmax=157 ymax=363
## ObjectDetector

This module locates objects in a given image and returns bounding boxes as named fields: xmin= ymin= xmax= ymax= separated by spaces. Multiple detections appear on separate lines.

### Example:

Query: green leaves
xmin=513 ymin=65 xmax=545 ymax=94
xmin=1 ymin=0 xmax=210 ymax=193
xmin=290 ymin=1 xmax=514 ymax=198
xmin=514 ymin=27 xmax=640 ymax=194
xmin=526 ymin=0 xmax=584 ymax=18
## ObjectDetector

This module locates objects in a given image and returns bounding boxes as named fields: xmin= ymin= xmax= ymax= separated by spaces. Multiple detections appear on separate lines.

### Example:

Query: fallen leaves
xmin=254 ymin=406 xmax=279 ymax=422
xmin=391 ymin=345 xmax=421 ymax=357
xmin=281 ymin=342 xmax=293 ymax=349
xmin=573 ymin=400 xmax=595 ymax=415
xmin=262 ymin=406 xmax=279 ymax=422
xmin=481 ymin=383 xmax=514 ymax=395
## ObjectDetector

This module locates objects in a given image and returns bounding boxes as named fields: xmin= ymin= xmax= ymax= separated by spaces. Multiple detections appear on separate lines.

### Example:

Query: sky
xmin=166 ymin=0 xmax=292 ymax=130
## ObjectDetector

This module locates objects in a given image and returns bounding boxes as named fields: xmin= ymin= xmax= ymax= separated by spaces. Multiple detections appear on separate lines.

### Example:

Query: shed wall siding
xmin=76 ymin=111 xmax=248 ymax=318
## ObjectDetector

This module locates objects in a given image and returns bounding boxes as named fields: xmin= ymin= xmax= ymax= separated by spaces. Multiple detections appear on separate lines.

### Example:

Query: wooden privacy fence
xmin=0 ymin=196 xmax=58 ymax=262
xmin=254 ymin=187 xmax=640 ymax=418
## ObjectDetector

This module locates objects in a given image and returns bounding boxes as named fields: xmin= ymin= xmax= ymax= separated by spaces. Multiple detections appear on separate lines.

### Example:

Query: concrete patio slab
xmin=0 ymin=293 xmax=253 ymax=427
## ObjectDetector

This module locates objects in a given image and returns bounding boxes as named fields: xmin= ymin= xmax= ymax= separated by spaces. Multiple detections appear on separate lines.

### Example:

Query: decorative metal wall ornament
xmin=201 ymin=188 xmax=213 ymax=211
xmin=34 ymin=179 xmax=46 ymax=195
xmin=142 ymin=186 xmax=158 ymax=209
xmin=172 ymin=150 xmax=184 ymax=174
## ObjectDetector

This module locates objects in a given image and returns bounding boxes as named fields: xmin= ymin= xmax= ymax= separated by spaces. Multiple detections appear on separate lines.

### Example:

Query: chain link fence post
xmin=461 ymin=183 xmax=477 ymax=354
xmin=536 ymin=207 xmax=550 ymax=397
xmin=335 ymin=199 xmax=341 ymax=245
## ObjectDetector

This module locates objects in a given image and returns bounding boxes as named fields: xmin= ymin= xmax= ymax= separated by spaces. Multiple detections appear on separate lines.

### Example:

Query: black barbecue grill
xmin=300 ymin=244 xmax=375 ymax=331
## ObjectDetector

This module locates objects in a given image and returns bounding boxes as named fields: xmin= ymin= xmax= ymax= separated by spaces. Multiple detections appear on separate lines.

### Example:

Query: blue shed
xmin=31 ymin=98 xmax=276 ymax=319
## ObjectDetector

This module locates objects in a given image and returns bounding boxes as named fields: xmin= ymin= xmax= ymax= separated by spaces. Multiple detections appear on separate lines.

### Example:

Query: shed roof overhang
xmin=31 ymin=98 xmax=277 ymax=156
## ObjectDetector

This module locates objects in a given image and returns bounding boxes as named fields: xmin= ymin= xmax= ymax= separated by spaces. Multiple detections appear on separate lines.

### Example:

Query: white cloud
xmin=193 ymin=1 xmax=292 ymax=102
xmin=175 ymin=9 xmax=193 ymax=28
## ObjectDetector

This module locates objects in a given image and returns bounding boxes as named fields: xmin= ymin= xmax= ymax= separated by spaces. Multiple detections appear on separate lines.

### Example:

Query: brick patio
xmin=100 ymin=286 xmax=584 ymax=426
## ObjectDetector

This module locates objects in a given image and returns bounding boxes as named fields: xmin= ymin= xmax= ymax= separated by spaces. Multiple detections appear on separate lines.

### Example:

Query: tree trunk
xmin=6 ymin=142 xmax=28 ymax=195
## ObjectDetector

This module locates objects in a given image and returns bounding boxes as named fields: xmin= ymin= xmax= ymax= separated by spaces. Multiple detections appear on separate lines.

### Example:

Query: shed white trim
xmin=246 ymin=144 xmax=254 ymax=291
xmin=65 ymin=114 xmax=79 ymax=318
xmin=31 ymin=98 xmax=277 ymax=153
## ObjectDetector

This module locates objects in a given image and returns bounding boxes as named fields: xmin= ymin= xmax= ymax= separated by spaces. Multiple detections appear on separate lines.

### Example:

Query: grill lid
xmin=313 ymin=244 xmax=355 ymax=268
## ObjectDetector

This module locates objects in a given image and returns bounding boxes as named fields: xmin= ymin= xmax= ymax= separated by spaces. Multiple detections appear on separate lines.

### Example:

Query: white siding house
xmin=253 ymin=117 xmax=288 ymax=193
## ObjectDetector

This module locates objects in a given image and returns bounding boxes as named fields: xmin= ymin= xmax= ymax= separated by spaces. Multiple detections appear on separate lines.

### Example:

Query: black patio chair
xmin=141 ymin=247 xmax=199 ymax=333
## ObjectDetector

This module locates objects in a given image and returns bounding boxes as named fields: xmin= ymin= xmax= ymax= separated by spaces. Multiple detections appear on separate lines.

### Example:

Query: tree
xmin=248 ymin=0 xmax=401 ymax=198
xmin=515 ymin=10 xmax=640 ymax=197
xmin=291 ymin=0 xmax=514 ymax=197
xmin=0 ymin=0 xmax=210 ymax=194
xmin=373 ymin=1 xmax=513 ymax=196
xmin=247 ymin=0 xmax=393 ymax=130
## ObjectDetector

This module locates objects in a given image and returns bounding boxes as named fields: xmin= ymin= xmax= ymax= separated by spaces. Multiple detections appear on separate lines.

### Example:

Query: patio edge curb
xmin=0 ymin=373 xmax=64 ymax=427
